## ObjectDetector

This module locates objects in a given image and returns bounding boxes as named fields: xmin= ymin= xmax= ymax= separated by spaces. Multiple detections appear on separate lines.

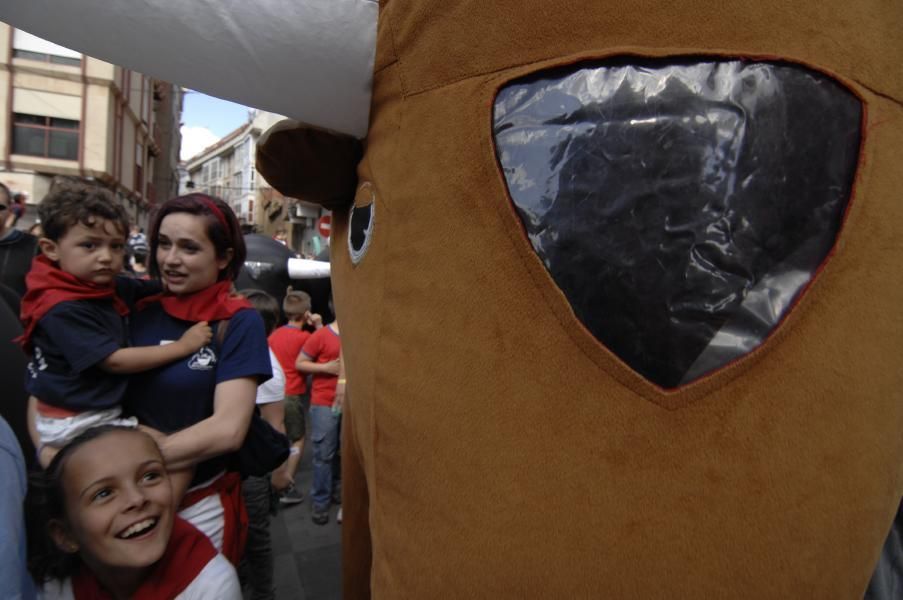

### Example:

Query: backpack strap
xmin=215 ymin=318 xmax=231 ymax=349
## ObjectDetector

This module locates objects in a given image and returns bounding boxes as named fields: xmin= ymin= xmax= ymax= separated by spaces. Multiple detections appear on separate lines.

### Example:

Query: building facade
xmin=182 ymin=110 xmax=327 ymax=257
xmin=0 ymin=24 xmax=182 ymax=230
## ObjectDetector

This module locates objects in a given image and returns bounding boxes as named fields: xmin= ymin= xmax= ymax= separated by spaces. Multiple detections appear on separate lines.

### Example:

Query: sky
xmin=180 ymin=90 xmax=253 ymax=161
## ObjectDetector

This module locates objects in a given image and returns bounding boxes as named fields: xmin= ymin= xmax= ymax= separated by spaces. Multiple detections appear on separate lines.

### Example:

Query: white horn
xmin=0 ymin=0 xmax=377 ymax=138
xmin=288 ymin=258 xmax=331 ymax=279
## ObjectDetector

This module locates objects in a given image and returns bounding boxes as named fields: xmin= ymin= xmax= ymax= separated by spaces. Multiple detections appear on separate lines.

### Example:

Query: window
xmin=12 ymin=113 xmax=79 ymax=160
xmin=135 ymin=164 xmax=144 ymax=195
xmin=12 ymin=30 xmax=82 ymax=67
xmin=12 ymin=49 xmax=81 ymax=67
xmin=135 ymin=143 xmax=144 ymax=194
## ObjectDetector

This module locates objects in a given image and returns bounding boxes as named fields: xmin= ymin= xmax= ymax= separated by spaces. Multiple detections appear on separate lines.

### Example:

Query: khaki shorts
xmin=283 ymin=392 xmax=309 ymax=442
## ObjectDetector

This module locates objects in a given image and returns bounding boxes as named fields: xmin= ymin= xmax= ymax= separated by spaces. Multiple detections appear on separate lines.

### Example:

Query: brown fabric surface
xmin=255 ymin=120 xmax=361 ymax=210
xmin=340 ymin=387 xmax=373 ymax=600
xmin=260 ymin=1 xmax=903 ymax=597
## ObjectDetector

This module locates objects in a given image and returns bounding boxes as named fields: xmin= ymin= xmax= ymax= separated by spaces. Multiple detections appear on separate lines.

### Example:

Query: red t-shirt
xmin=268 ymin=325 xmax=312 ymax=395
xmin=300 ymin=324 xmax=341 ymax=407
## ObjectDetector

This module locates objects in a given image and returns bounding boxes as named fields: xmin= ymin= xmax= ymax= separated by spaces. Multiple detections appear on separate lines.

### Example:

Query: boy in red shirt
xmin=267 ymin=288 xmax=321 ymax=504
xmin=297 ymin=319 xmax=341 ymax=525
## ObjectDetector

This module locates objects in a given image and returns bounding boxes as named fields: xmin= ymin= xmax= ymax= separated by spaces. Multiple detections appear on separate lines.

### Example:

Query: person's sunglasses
xmin=0 ymin=204 xmax=8 ymax=211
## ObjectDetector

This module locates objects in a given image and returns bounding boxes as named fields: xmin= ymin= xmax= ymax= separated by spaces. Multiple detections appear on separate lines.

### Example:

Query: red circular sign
xmin=317 ymin=215 xmax=332 ymax=238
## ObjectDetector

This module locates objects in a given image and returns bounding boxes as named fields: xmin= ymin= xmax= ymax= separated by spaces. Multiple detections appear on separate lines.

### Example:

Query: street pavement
xmin=265 ymin=440 xmax=342 ymax=599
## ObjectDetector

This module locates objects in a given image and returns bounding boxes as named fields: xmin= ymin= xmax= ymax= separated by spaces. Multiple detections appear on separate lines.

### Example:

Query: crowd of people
xmin=0 ymin=179 xmax=343 ymax=600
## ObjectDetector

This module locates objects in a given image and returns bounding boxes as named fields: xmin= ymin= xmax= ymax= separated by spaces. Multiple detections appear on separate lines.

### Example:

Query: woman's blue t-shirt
xmin=126 ymin=305 xmax=271 ymax=484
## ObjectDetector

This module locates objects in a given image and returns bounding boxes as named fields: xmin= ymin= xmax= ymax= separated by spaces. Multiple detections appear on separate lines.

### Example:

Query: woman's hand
xmin=137 ymin=424 xmax=168 ymax=446
xmin=151 ymin=377 xmax=257 ymax=471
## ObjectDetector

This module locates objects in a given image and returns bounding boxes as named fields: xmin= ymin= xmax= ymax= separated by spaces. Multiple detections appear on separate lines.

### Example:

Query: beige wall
xmin=0 ymin=22 xmax=174 ymax=212
xmin=0 ymin=25 xmax=9 ymax=63
xmin=83 ymin=82 xmax=113 ymax=174
xmin=121 ymin=118 xmax=136 ymax=191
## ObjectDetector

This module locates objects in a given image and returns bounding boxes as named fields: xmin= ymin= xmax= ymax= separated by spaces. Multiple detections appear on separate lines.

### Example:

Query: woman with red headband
xmin=125 ymin=193 xmax=271 ymax=565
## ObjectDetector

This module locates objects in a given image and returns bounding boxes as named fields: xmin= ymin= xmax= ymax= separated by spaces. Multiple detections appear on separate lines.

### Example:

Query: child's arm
xmin=99 ymin=321 xmax=213 ymax=374
xmin=296 ymin=354 xmax=341 ymax=375
xmin=116 ymin=275 xmax=163 ymax=300
xmin=306 ymin=312 xmax=324 ymax=330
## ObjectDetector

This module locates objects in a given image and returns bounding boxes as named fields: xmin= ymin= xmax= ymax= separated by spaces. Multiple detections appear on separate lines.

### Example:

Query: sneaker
xmin=279 ymin=484 xmax=305 ymax=506
xmin=311 ymin=507 xmax=329 ymax=526
xmin=336 ymin=507 xmax=343 ymax=524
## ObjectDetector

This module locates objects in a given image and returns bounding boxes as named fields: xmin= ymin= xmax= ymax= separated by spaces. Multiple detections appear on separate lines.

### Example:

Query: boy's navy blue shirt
xmin=25 ymin=277 xmax=160 ymax=412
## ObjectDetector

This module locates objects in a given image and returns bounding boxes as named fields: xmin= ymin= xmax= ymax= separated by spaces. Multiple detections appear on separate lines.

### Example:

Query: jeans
xmin=309 ymin=404 xmax=341 ymax=511
xmin=239 ymin=475 xmax=275 ymax=600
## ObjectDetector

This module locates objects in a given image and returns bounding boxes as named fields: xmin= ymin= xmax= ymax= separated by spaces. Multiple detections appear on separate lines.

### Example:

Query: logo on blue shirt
xmin=27 ymin=347 xmax=48 ymax=379
xmin=187 ymin=346 xmax=217 ymax=371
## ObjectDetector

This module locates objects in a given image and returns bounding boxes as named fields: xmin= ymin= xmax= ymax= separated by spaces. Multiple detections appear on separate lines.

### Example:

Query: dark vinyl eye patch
xmin=493 ymin=58 xmax=862 ymax=389
xmin=349 ymin=182 xmax=375 ymax=265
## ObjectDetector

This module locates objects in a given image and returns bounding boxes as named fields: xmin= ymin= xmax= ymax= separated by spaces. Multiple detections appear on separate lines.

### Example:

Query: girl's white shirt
xmin=39 ymin=552 xmax=241 ymax=599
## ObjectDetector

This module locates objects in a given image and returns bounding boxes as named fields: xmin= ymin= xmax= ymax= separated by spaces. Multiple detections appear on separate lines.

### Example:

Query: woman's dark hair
xmin=26 ymin=425 xmax=157 ymax=583
xmin=240 ymin=288 xmax=281 ymax=335
xmin=147 ymin=193 xmax=246 ymax=282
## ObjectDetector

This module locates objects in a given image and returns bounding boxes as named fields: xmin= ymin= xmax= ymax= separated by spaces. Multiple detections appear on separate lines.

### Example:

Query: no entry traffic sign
xmin=317 ymin=214 xmax=332 ymax=238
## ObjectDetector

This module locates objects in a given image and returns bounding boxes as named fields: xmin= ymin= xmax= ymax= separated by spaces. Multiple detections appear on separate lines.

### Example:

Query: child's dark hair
xmin=25 ymin=425 xmax=156 ymax=583
xmin=38 ymin=180 xmax=129 ymax=242
xmin=283 ymin=287 xmax=312 ymax=320
xmin=240 ymin=288 xmax=281 ymax=335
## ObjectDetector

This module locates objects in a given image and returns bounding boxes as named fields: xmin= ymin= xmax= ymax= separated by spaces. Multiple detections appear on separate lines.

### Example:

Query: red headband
xmin=200 ymin=197 xmax=230 ymax=235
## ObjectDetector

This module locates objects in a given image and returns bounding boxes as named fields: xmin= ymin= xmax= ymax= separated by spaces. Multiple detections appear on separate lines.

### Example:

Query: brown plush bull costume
xmin=260 ymin=3 xmax=903 ymax=597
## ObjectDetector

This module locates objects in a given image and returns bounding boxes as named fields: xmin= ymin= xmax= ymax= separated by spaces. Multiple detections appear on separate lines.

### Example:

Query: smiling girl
xmin=28 ymin=425 xmax=240 ymax=599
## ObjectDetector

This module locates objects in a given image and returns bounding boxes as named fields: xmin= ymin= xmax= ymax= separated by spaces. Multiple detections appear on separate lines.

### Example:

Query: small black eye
xmin=348 ymin=182 xmax=375 ymax=265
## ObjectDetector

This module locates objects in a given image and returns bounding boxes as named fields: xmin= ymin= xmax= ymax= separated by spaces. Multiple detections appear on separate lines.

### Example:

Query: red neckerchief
xmin=71 ymin=516 xmax=217 ymax=600
xmin=16 ymin=255 xmax=129 ymax=352
xmin=136 ymin=279 xmax=251 ymax=321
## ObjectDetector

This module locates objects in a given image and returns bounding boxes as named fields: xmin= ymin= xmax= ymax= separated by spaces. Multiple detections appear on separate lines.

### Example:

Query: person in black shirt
xmin=0 ymin=183 xmax=37 ymax=303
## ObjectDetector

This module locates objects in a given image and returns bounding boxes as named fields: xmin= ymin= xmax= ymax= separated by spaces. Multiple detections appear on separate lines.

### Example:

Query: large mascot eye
xmin=493 ymin=58 xmax=861 ymax=389
xmin=348 ymin=181 xmax=376 ymax=265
